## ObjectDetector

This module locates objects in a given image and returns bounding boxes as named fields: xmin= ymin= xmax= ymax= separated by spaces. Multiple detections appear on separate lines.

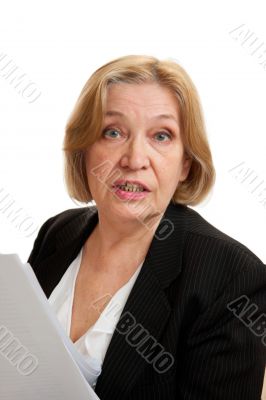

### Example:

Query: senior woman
xmin=28 ymin=55 xmax=266 ymax=399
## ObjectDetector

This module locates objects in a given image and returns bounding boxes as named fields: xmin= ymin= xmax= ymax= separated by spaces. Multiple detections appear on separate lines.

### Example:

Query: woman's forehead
xmin=104 ymin=83 xmax=180 ymax=117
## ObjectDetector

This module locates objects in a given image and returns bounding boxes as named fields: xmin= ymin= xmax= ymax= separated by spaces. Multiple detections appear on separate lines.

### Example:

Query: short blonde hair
xmin=63 ymin=54 xmax=215 ymax=206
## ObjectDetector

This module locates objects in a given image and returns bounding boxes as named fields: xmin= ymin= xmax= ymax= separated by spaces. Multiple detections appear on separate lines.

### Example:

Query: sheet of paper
xmin=0 ymin=253 xmax=100 ymax=400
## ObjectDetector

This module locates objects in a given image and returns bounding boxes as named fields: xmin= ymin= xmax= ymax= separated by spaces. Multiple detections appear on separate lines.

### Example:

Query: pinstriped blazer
xmin=27 ymin=201 xmax=266 ymax=399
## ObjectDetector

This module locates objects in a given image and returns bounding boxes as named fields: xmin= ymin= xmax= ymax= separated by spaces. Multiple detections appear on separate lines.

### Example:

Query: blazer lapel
xmin=94 ymin=201 xmax=188 ymax=398
xmin=33 ymin=201 xmax=188 ymax=397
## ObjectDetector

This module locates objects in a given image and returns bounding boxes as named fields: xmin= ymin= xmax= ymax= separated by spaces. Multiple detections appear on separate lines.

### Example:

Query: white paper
xmin=0 ymin=253 xmax=100 ymax=400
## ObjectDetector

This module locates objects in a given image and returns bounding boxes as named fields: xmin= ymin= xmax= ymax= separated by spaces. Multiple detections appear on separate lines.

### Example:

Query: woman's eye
xmin=154 ymin=132 xmax=172 ymax=142
xmin=102 ymin=128 xmax=121 ymax=138
xmin=102 ymin=128 xmax=172 ymax=142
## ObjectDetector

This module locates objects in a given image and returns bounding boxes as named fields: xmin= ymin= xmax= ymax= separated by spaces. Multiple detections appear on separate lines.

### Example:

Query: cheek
xmin=85 ymin=150 xmax=113 ymax=190
xmin=86 ymin=146 xmax=105 ymax=173
xmin=158 ymin=161 xmax=183 ymax=189
xmin=158 ymin=155 xmax=181 ymax=174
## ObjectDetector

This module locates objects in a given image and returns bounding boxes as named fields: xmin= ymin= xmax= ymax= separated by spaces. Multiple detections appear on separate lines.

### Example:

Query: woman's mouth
xmin=112 ymin=186 xmax=150 ymax=200
xmin=116 ymin=184 xmax=147 ymax=193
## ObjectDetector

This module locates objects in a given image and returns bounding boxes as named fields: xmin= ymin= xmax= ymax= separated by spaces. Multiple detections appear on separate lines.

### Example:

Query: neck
xmin=85 ymin=210 xmax=163 ymax=272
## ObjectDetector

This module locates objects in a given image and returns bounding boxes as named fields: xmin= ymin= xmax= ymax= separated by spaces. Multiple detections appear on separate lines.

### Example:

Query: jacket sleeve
xmin=178 ymin=260 xmax=266 ymax=400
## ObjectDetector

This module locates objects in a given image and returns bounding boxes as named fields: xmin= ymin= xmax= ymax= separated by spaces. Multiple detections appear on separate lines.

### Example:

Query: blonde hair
xmin=63 ymin=54 xmax=215 ymax=206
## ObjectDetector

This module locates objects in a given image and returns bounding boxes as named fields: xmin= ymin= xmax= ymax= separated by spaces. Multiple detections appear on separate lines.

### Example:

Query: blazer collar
xmin=37 ymin=200 xmax=189 ymax=397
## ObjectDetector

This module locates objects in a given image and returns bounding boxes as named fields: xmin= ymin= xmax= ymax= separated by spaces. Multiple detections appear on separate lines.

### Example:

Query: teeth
xmin=117 ymin=184 xmax=145 ymax=192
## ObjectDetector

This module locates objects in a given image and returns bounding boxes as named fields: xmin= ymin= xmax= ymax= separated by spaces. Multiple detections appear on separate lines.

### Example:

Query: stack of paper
xmin=0 ymin=253 xmax=100 ymax=400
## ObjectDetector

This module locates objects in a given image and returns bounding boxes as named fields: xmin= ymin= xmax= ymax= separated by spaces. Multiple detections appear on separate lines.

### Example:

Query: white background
xmin=0 ymin=0 xmax=265 ymax=264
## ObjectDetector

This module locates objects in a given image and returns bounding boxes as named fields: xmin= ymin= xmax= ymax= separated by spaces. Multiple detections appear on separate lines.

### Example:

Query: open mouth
xmin=114 ymin=185 xmax=147 ymax=193
xmin=112 ymin=179 xmax=151 ymax=193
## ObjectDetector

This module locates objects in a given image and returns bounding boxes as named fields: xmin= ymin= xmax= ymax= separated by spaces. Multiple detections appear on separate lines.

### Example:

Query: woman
xmin=28 ymin=55 xmax=266 ymax=399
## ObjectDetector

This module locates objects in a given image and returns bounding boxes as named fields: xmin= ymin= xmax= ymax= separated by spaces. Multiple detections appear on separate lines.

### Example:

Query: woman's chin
xmin=111 ymin=204 xmax=143 ymax=219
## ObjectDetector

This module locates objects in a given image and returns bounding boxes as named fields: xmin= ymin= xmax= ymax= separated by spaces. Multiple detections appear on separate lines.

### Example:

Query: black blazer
xmin=27 ymin=201 xmax=266 ymax=399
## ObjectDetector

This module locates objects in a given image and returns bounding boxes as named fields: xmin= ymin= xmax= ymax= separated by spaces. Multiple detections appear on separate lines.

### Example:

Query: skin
xmin=69 ymin=82 xmax=192 ymax=342
xmin=83 ymin=82 xmax=192 ymax=273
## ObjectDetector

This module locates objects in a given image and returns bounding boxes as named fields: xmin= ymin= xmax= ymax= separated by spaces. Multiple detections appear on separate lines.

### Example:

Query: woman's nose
xmin=119 ymin=137 xmax=150 ymax=170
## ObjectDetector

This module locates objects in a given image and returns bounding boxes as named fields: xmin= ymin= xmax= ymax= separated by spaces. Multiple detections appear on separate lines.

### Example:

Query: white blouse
xmin=48 ymin=246 xmax=144 ymax=389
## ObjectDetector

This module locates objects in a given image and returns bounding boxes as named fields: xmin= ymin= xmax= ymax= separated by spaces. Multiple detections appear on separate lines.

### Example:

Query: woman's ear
xmin=180 ymin=156 xmax=192 ymax=182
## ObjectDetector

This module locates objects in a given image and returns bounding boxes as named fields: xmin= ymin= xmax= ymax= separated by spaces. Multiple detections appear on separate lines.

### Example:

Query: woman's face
xmin=85 ymin=82 xmax=191 ymax=225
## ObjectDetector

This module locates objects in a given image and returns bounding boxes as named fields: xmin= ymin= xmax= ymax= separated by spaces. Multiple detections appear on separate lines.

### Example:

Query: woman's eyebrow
xmin=104 ymin=110 xmax=179 ymax=125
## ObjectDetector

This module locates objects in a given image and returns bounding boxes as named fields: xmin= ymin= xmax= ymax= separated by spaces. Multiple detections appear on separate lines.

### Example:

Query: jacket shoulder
xmin=184 ymin=205 xmax=264 ymax=266
xmin=174 ymin=205 xmax=266 ymax=318
xmin=27 ymin=205 xmax=97 ymax=266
